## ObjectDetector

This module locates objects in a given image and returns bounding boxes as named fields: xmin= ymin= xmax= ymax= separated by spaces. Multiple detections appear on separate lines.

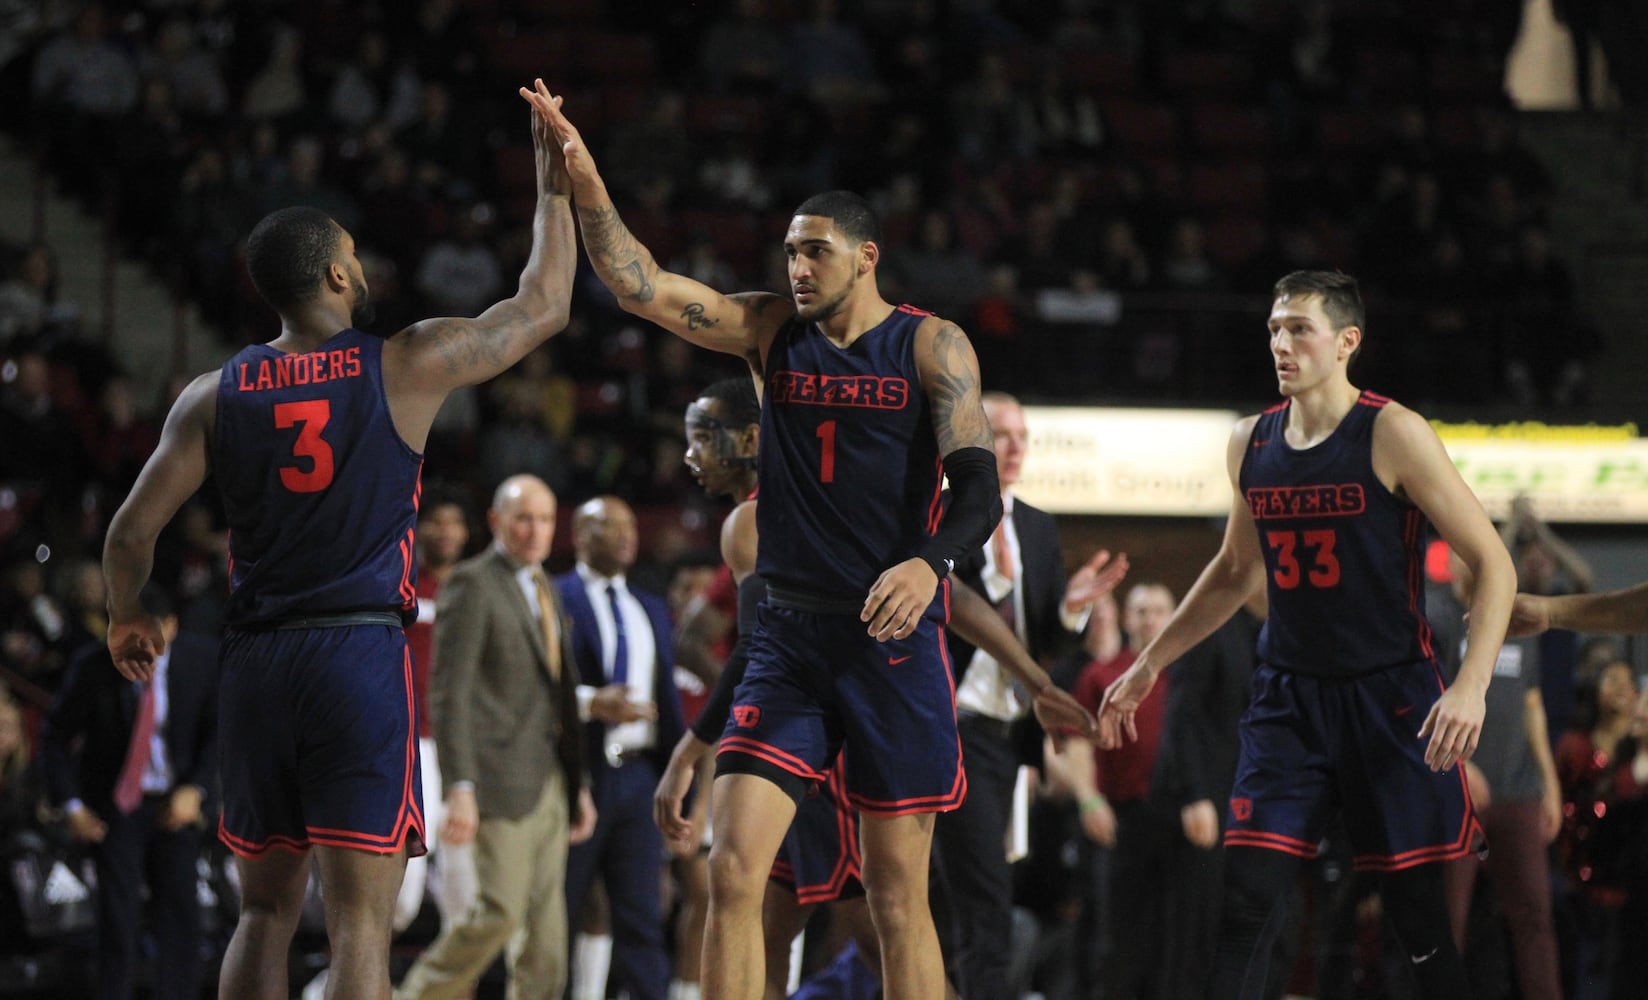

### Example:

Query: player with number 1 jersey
xmin=756 ymin=304 xmax=942 ymax=608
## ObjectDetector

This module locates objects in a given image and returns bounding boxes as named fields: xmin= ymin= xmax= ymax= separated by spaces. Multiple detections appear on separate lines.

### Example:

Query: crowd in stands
xmin=1 ymin=0 xmax=1645 ymax=997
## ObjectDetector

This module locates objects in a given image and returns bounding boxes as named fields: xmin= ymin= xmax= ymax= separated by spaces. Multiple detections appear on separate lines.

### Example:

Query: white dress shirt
xmin=954 ymin=493 xmax=1090 ymax=721
xmin=573 ymin=562 xmax=657 ymax=752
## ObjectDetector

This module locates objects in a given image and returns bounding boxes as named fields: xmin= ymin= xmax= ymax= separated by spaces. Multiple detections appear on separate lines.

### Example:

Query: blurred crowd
xmin=2 ymin=1 xmax=1647 ymax=997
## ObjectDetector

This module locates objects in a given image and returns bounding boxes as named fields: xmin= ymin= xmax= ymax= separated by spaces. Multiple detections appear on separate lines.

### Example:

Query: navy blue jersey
xmin=1239 ymin=392 xmax=1436 ymax=676
xmin=213 ymin=329 xmax=423 ymax=627
xmin=756 ymin=306 xmax=943 ymax=599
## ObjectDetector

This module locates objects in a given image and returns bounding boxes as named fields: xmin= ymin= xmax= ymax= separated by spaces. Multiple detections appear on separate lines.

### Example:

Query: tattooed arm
xmin=536 ymin=89 xmax=789 ymax=363
xmin=861 ymin=317 xmax=1003 ymax=643
xmin=382 ymin=81 xmax=579 ymax=449
xmin=914 ymin=317 xmax=993 ymax=457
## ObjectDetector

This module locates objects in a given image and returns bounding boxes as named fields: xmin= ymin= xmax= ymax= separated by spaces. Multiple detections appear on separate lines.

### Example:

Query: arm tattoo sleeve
xmin=928 ymin=322 xmax=993 ymax=454
xmin=429 ymin=310 xmax=521 ymax=376
xmin=576 ymin=203 xmax=656 ymax=303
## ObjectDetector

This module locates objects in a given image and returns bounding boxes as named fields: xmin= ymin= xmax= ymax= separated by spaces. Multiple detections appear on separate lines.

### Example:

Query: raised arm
xmin=1376 ymin=403 xmax=1516 ymax=771
xmin=103 ymin=372 xmax=216 ymax=681
xmin=537 ymin=90 xmax=789 ymax=363
xmin=1097 ymin=418 xmax=1268 ymax=747
xmin=382 ymin=82 xmax=578 ymax=439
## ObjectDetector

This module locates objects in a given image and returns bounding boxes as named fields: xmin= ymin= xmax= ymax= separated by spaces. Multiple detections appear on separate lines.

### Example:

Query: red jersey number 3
xmin=274 ymin=399 xmax=335 ymax=493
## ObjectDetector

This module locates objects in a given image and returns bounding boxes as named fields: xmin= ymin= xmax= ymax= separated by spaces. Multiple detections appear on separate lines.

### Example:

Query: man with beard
xmin=545 ymin=88 xmax=1003 ymax=998
xmin=655 ymin=376 xmax=1103 ymax=1000
xmin=100 ymin=81 xmax=578 ymax=1000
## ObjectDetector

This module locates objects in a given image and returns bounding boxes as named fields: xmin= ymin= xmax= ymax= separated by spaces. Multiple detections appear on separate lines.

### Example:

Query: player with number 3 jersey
xmin=101 ymin=80 xmax=578 ymax=1000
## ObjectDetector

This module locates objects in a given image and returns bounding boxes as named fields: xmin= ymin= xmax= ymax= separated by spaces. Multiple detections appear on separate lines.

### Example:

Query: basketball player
xmin=101 ymin=81 xmax=577 ymax=1000
xmin=539 ymin=94 xmax=1001 ymax=999
xmin=1097 ymin=270 xmax=1516 ymax=1000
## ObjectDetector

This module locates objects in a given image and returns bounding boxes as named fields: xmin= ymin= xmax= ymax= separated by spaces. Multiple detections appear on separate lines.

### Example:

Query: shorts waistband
xmin=238 ymin=610 xmax=406 ymax=632
xmin=765 ymin=584 xmax=865 ymax=617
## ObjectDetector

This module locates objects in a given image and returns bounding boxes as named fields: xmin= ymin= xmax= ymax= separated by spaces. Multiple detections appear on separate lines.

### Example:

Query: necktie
xmin=605 ymin=583 xmax=629 ymax=685
xmin=113 ymin=682 xmax=156 ymax=814
xmin=991 ymin=521 xmax=1018 ymax=634
xmin=992 ymin=520 xmax=1016 ymax=585
xmin=532 ymin=570 xmax=562 ymax=681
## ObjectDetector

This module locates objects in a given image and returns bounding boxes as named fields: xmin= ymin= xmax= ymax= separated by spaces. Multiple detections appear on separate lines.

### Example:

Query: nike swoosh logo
xmin=1411 ymin=948 xmax=1438 ymax=964
xmin=1394 ymin=704 xmax=1415 ymax=717
xmin=889 ymin=655 xmax=913 ymax=665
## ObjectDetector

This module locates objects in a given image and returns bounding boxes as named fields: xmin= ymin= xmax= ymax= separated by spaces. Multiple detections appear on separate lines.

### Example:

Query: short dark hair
xmin=1272 ymin=270 xmax=1365 ymax=334
xmin=699 ymin=376 xmax=760 ymax=429
xmin=246 ymin=206 xmax=341 ymax=310
xmin=792 ymin=190 xmax=881 ymax=247
xmin=418 ymin=482 xmax=470 ymax=523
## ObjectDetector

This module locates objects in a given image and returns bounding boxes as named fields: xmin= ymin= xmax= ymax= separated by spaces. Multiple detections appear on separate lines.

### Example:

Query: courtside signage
xmin=1013 ymin=406 xmax=1239 ymax=516
xmin=1433 ymin=421 xmax=1648 ymax=523
xmin=1012 ymin=411 xmax=1648 ymax=522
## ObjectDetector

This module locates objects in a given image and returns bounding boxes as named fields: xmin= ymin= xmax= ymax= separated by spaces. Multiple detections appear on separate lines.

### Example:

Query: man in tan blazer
xmin=397 ymin=474 xmax=596 ymax=1000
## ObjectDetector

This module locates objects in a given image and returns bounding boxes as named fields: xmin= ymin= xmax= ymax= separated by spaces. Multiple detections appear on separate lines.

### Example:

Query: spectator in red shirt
xmin=1073 ymin=582 xmax=1176 ymax=999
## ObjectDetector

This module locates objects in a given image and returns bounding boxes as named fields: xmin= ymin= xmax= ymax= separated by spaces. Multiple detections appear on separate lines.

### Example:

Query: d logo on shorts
xmin=1231 ymin=797 xmax=1253 ymax=822
xmin=732 ymin=705 xmax=761 ymax=728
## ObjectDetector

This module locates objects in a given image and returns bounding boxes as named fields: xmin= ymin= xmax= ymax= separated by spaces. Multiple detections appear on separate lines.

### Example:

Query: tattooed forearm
xmin=681 ymin=302 xmax=719 ymax=331
xmin=577 ymin=203 xmax=657 ymax=303
xmin=926 ymin=321 xmax=993 ymax=454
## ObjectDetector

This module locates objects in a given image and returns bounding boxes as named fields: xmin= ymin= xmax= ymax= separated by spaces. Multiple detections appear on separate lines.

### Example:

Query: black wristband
xmin=918 ymin=446 xmax=1002 ymax=578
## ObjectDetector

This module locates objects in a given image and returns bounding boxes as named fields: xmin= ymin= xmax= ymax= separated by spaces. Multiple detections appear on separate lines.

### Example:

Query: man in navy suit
xmin=41 ymin=584 xmax=218 ymax=1000
xmin=557 ymin=496 xmax=685 ymax=1000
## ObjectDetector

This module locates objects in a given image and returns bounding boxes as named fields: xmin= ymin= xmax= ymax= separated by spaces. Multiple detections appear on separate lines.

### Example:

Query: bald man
xmin=397 ymin=475 xmax=596 ymax=1000
xmin=557 ymin=496 xmax=685 ymax=1000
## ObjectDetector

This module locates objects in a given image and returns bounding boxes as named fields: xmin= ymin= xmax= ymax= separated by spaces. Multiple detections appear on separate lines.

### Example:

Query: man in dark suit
xmin=41 ymin=584 xmax=217 ymax=1000
xmin=557 ymin=495 xmax=685 ymax=1000
xmin=397 ymin=474 xmax=595 ymax=1000
xmin=935 ymin=390 xmax=1126 ymax=1000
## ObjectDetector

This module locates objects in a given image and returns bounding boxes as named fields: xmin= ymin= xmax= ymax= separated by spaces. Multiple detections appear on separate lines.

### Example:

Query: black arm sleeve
xmin=690 ymin=573 xmax=766 ymax=743
xmin=917 ymin=446 xmax=1002 ymax=579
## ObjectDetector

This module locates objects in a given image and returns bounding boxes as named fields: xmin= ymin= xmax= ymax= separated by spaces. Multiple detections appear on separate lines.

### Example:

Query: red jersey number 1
xmin=816 ymin=420 xmax=837 ymax=483
xmin=274 ymin=399 xmax=334 ymax=493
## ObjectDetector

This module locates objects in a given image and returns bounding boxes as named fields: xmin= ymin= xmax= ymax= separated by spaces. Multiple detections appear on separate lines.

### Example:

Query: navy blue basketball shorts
xmin=217 ymin=624 xmax=426 ymax=858
xmin=770 ymin=760 xmax=865 ymax=904
xmin=717 ymin=602 xmax=966 ymax=816
xmin=1224 ymin=660 xmax=1479 ymax=872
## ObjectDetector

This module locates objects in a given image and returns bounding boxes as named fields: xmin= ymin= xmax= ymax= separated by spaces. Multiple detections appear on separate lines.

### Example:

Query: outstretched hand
xmin=518 ymin=78 xmax=599 ymax=192
xmin=1032 ymin=684 xmax=1099 ymax=746
xmin=517 ymin=79 xmax=571 ymax=197
xmin=1096 ymin=660 xmax=1159 ymax=749
xmin=1064 ymin=549 xmax=1129 ymax=614
xmin=107 ymin=617 xmax=166 ymax=682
